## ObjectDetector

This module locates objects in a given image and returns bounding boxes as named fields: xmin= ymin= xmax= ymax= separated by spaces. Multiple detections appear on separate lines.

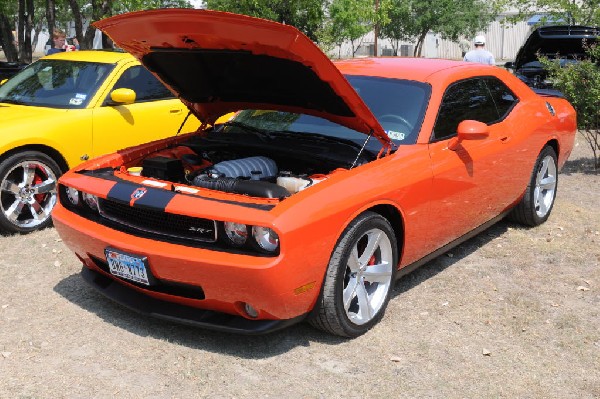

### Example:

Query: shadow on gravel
xmin=53 ymin=273 xmax=346 ymax=358
xmin=392 ymin=220 xmax=510 ymax=298
xmin=561 ymin=157 xmax=599 ymax=175
xmin=53 ymin=220 xmax=514 ymax=356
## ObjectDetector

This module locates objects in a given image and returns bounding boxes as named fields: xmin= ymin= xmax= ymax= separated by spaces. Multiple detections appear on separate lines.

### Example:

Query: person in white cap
xmin=463 ymin=35 xmax=495 ymax=65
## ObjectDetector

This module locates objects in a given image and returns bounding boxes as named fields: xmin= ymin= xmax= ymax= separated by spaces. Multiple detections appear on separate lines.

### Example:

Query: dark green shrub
xmin=541 ymin=43 xmax=600 ymax=169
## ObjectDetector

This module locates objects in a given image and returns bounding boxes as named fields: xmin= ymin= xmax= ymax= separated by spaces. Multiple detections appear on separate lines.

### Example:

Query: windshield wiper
xmin=0 ymin=98 xmax=27 ymax=106
xmin=219 ymin=121 xmax=275 ymax=139
xmin=272 ymin=130 xmax=364 ymax=151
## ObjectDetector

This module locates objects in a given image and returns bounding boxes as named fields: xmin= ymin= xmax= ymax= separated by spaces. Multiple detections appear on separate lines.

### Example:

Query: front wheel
xmin=309 ymin=211 xmax=398 ymax=337
xmin=509 ymin=146 xmax=558 ymax=227
xmin=0 ymin=151 xmax=61 ymax=234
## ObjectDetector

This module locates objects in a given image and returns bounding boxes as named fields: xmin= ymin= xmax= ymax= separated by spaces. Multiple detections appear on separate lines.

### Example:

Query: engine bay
xmin=114 ymin=132 xmax=374 ymax=199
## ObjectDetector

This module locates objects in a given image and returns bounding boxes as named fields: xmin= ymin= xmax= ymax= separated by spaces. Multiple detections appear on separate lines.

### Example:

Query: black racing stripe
xmin=81 ymin=170 xmax=276 ymax=211
xmin=106 ymin=182 xmax=176 ymax=210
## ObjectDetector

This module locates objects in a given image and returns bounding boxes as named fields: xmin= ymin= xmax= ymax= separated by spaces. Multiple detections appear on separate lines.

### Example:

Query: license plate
xmin=105 ymin=248 xmax=150 ymax=286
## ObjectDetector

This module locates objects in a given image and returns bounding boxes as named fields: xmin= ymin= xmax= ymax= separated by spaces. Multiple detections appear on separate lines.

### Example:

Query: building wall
xmin=329 ymin=16 xmax=533 ymax=62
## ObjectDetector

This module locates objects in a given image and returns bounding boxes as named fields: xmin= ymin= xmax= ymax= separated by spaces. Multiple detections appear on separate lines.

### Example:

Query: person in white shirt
xmin=463 ymin=35 xmax=495 ymax=65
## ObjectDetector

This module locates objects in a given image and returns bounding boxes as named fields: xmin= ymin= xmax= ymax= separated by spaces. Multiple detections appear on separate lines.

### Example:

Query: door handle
xmin=500 ymin=136 xmax=510 ymax=143
xmin=170 ymin=108 xmax=182 ymax=114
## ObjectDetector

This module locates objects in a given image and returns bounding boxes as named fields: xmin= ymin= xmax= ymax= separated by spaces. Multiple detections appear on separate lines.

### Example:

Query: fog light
xmin=82 ymin=192 xmax=99 ymax=211
xmin=244 ymin=303 xmax=259 ymax=318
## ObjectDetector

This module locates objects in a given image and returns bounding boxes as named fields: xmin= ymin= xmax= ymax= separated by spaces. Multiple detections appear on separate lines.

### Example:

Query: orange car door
xmin=426 ymin=77 xmax=517 ymax=249
xmin=91 ymin=65 xmax=197 ymax=157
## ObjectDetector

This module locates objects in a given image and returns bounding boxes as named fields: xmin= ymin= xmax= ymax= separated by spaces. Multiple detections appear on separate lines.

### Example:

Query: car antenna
xmin=176 ymin=110 xmax=193 ymax=136
xmin=350 ymin=130 xmax=373 ymax=169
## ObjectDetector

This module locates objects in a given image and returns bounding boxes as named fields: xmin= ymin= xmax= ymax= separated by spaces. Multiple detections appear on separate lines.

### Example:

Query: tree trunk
xmin=17 ymin=0 xmax=35 ymax=63
xmin=414 ymin=29 xmax=428 ymax=57
xmin=101 ymin=33 xmax=112 ymax=49
xmin=77 ymin=0 xmax=114 ymax=50
xmin=18 ymin=0 xmax=25 ymax=59
xmin=22 ymin=0 xmax=34 ymax=62
xmin=0 ymin=13 xmax=19 ymax=62
xmin=46 ymin=0 xmax=56 ymax=41
xmin=67 ymin=0 xmax=86 ymax=48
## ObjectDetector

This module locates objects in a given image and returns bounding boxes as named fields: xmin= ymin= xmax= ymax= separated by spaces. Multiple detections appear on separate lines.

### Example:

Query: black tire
xmin=509 ymin=146 xmax=558 ymax=227
xmin=309 ymin=211 xmax=398 ymax=337
xmin=0 ymin=151 xmax=61 ymax=234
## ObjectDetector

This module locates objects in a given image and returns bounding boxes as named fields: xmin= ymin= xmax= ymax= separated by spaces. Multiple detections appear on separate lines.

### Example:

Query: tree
xmin=0 ymin=1 xmax=18 ymax=60
xmin=204 ymin=0 xmax=326 ymax=42
xmin=507 ymin=0 xmax=600 ymax=26
xmin=378 ymin=0 xmax=412 ymax=55
xmin=327 ymin=0 xmax=374 ymax=57
xmin=380 ymin=0 xmax=499 ymax=57
xmin=16 ymin=0 xmax=34 ymax=62
xmin=541 ymin=44 xmax=600 ymax=169
xmin=61 ymin=0 xmax=192 ymax=49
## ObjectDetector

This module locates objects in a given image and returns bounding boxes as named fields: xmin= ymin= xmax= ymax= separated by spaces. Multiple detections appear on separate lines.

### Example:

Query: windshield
xmin=225 ymin=76 xmax=431 ymax=152
xmin=0 ymin=59 xmax=114 ymax=108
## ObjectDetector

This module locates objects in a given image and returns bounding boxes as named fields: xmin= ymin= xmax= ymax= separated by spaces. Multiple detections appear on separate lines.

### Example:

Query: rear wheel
xmin=309 ymin=211 xmax=398 ymax=337
xmin=509 ymin=146 xmax=558 ymax=226
xmin=0 ymin=151 xmax=61 ymax=234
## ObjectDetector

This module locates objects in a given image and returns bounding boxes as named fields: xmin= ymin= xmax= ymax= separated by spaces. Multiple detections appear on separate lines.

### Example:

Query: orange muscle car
xmin=53 ymin=9 xmax=576 ymax=337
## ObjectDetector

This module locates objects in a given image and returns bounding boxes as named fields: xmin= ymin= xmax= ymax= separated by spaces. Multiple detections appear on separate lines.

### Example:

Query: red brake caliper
xmin=33 ymin=167 xmax=46 ymax=203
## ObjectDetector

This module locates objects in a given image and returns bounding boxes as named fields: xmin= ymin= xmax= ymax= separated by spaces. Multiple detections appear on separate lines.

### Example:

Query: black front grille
xmin=98 ymin=198 xmax=217 ymax=243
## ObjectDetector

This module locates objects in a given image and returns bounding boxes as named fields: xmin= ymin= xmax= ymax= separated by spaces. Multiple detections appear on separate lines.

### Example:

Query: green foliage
xmin=204 ymin=0 xmax=325 ymax=41
xmin=541 ymin=44 xmax=600 ymax=169
xmin=326 ymin=0 xmax=374 ymax=56
xmin=505 ymin=0 xmax=600 ymax=26
xmin=379 ymin=0 xmax=499 ymax=56
xmin=113 ymin=0 xmax=193 ymax=14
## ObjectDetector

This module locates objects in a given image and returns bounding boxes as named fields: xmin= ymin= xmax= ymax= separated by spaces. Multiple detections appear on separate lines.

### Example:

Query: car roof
xmin=42 ymin=50 xmax=137 ymax=64
xmin=334 ymin=57 xmax=485 ymax=82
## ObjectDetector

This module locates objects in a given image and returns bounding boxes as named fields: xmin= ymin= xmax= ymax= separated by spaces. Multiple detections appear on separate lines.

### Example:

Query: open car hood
xmin=94 ymin=9 xmax=390 ymax=146
xmin=514 ymin=25 xmax=598 ymax=69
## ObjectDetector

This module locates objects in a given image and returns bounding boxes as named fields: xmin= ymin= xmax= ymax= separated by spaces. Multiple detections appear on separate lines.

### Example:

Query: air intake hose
xmin=193 ymin=174 xmax=290 ymax=199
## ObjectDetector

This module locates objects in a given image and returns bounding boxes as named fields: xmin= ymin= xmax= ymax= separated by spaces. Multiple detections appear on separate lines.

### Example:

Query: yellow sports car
xmin=0 ymin=50 xmax=200 ymax=234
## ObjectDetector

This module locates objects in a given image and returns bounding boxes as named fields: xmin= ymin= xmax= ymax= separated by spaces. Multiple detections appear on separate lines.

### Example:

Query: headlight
xmin=82 ymin=192 xmax=99 ymax=211
xmin=223 ymin=222 xmax=248 ymax=246
xmin=252 ymin=226 xmax=279 ymax=253
xmin=65 ymin=187 xmax=80 ymax=206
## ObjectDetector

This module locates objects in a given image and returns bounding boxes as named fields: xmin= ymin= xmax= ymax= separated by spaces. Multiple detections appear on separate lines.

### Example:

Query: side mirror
xmin=448 ymin=120 xmax=490 ymax=150
xmin=0 ymin=79 xmax=7 ymax=86
xmin=504 ymin=61 xmax=515 ymax=70
xmin=109 ymin=88 xmax=136 ymax=105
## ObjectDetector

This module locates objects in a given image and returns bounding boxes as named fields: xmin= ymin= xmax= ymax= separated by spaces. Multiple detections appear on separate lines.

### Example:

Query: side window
xmin=432 ymin=78 xmax=500 ymax=141
xmin=109 ymin=65 xmax=174 ymax=102
xmin=484 ymin=77 xmax=519 ymax=120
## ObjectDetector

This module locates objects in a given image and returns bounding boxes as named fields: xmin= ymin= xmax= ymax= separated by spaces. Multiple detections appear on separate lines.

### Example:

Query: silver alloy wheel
xmin=343 ymin=228 xmax=393 ymax=325
xmin=533 ymin=154 xmax=557 ymax=218
xmin=0 ymin=160 xmax=58 ymax=229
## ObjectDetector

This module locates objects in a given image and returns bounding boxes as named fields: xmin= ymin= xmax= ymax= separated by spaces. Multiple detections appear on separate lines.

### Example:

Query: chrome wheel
xmin=310 ymin=211 xmax=398 ymax=337
xmin=533 ymin=154 xmax=557 ymax=218
xmin=343 ymin=227 xmax=393 ymax=325
xmin=0 ymin=159 xmax=58 ymax=231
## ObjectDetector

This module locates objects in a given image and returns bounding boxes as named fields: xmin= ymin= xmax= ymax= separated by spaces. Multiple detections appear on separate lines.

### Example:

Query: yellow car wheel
xmin=0 ymin=151 xmax=61 ymax=234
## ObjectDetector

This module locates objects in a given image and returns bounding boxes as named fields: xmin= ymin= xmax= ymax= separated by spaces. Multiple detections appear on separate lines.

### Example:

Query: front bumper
xmin=81 ymin=266 xmax=306 ymax=334
xmin=53 ymin=202 xmax=326 ymax=324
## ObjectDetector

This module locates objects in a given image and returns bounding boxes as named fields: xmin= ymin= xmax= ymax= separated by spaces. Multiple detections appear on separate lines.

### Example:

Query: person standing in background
xmin=463 ymin=35 xmax=495 ymax=65
xmin=46 ymin=29 xmax=79 ymax=55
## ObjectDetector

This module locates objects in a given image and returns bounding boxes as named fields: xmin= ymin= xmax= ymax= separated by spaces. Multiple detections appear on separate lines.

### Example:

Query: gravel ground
xmin=1 ymin=136 xmax=599 ymax=399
